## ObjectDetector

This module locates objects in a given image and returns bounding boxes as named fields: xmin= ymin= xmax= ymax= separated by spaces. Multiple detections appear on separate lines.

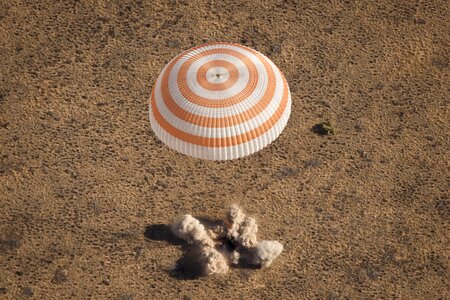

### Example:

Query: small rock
xmin=101 ymin=277 xmax=110 ymax=285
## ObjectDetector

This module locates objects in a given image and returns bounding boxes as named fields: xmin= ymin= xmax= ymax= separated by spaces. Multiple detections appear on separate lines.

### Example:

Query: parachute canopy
xmin=149 ymin=42 xmax=291 ymax=160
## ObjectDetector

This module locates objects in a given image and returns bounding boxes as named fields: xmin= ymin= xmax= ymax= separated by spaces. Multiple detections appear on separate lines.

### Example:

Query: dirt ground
xmin=0 ymin=0 xmax=449 ymax=299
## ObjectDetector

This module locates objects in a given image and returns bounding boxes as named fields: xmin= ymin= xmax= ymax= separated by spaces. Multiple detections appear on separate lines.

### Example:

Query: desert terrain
xmin=0 ymin=0 xmax=449 ymax=299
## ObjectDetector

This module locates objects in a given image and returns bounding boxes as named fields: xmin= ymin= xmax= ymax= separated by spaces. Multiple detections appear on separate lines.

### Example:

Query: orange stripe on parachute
xmin=157 ymin=45 xmax=276 ymax=128
xmin=196 ymin=60 xmax=239 ymax=91
xmin=150 ymin=74 xmax=289 ymax=148
xmin=176 ymin=48 xmax=258 ymax=108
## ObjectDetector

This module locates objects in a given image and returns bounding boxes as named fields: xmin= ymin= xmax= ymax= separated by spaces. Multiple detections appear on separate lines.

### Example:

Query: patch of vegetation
xmin=312 ymin=122 xmax=335 ymax=136
xmin=272 ymin=167 xmax=299 ymax=179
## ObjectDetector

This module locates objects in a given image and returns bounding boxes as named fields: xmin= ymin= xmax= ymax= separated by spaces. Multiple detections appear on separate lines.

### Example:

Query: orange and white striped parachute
xmin=149 ymin=42 xmax=291 ymax=160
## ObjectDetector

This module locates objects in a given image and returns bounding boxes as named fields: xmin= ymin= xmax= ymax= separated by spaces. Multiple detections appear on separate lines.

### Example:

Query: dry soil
xmin=0 ymin=0 xmax=449 ymax=299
